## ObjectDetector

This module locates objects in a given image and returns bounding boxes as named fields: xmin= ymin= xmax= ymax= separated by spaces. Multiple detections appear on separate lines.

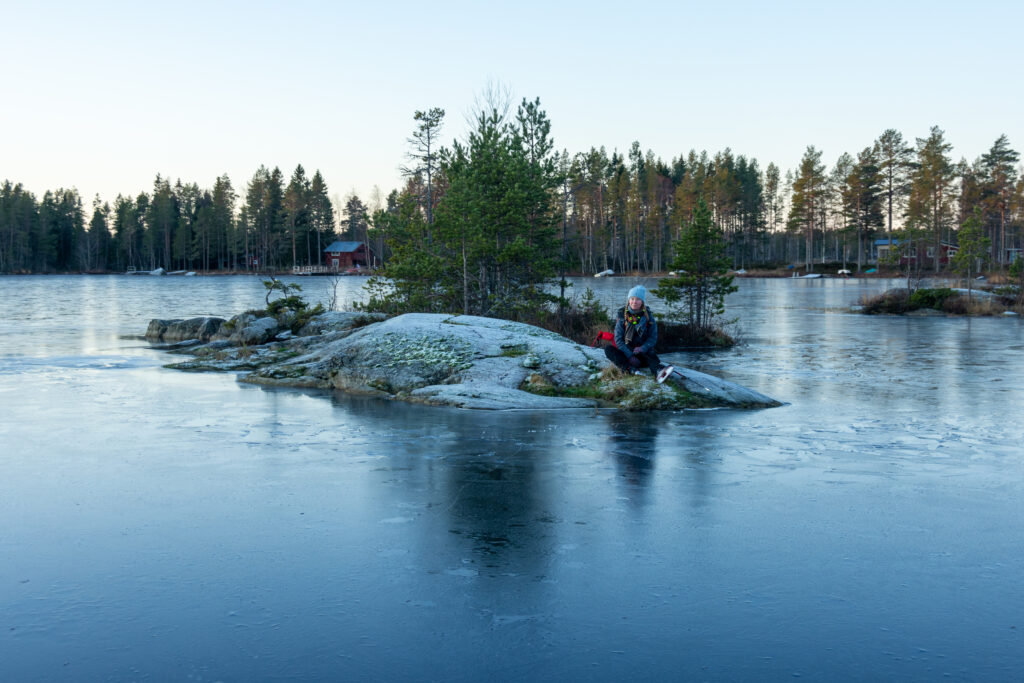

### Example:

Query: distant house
xmin=323 ymin=241 xmax=368 ymax=270
xmin=874 ymin=239 xmax=957 ymax=267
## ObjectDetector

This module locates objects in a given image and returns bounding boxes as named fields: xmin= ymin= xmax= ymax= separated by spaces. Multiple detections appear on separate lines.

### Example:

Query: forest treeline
xmin=2 ymin=114 xmax=1021 ymax=275
xmin=0 ymin=166 xmax=373 ymax=273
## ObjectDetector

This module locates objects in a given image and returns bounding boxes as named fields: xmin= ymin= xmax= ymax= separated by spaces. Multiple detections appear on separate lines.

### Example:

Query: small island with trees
xmin=137 ymin=96 xmax=774 ymax=411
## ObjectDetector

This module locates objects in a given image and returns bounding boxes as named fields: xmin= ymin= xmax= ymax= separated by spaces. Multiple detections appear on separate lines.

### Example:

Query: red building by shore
xmin=323 ymin=241 xmax=368 ymax=270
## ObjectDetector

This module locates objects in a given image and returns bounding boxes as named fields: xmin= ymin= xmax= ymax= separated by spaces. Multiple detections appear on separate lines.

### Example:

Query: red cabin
xmin=323 ymin=241 xmax=368 ymax=270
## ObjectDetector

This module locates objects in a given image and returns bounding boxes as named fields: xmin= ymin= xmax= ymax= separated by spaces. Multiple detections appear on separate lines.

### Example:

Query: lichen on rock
xmin=374 ymin=331 xmax=474 ymax=371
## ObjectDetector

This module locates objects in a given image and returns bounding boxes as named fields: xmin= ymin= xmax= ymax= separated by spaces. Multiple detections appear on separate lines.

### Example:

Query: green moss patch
xmin=499 ymin=344 xmax=529 ymax=357
xmin=519 ymin=367 xmax=717 ymax=410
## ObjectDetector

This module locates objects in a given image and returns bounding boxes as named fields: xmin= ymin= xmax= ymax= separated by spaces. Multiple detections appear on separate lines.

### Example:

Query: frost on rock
xmin=147 ymin=312 xmax=781 ymax=411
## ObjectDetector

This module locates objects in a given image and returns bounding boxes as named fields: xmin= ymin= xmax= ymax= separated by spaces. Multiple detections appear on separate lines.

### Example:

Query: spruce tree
xmin=308 ymin=171 xmax=333 ymax=266
xmin=950 ymin=209 xmax=990 ymax=300
xmin=654 ymin=196 xmax=737 ymax=338
xmin=284 ymin=165 xmax=311 ymax=268
xmin=210 ymin=175 xmax=236 ymax=270
xmin=344 ymin=194 xmax=369 ymax=243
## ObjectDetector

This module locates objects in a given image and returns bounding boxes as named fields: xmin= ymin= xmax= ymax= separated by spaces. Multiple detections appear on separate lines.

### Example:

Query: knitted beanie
xmin=627 ymin=285 xmax=647 ymax=303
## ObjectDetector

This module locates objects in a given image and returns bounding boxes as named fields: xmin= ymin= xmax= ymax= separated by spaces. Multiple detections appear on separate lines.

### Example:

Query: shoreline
xmin=2 ymin=269 xmax=1016 ymax=289
xmin=0 ymin=268 xmax=947 ymax=279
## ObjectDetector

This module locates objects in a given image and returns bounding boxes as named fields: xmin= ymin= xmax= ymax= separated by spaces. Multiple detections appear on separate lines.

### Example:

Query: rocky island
xmin=146 ymin=311 xmax=782 ymax=411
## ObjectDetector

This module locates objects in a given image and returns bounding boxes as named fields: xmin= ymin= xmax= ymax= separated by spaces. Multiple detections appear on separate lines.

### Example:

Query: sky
xmin=3 ymin=0 xmax=1023 ymax=212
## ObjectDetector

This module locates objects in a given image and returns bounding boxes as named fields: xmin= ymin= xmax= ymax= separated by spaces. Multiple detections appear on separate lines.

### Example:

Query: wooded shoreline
xmin=0 ymin=267 xmax=997 ymax=280
xmin=3 ymin=120 xmax=1021 ymax=279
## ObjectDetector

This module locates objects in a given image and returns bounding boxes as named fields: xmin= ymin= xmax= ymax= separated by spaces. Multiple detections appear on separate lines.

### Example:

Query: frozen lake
xmin=2 ymin=274 xmax=1022 ymax=681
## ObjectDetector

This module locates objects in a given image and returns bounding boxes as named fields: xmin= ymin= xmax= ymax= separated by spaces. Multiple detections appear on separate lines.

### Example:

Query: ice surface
xmin=1 ymin=275 xmax=1022 ymax=681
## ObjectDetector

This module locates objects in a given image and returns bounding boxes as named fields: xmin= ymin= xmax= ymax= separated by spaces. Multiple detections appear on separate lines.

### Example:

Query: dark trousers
xmin=605 ymin=345 xmax=662 ymax=376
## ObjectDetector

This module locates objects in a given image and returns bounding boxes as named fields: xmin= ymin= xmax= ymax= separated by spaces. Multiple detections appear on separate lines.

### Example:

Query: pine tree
xmin=874 ymin=129 xmax=914 ymax=244
xmin=833 ymin=152 xmax=856 ymax=267
xmin=979 ymin=135 xmax=1019 ymax=265
xmin=736 ymin=156 xmax=765 ymax=268
xmin=840 ymin=147 xmax=884 ymax=270
xmin=653 ymin=196 xmax=737 ymax=337
xmin=907 ymin=126 xmax=956 ymax=272
xmin=787 ymin=146 xmax=827 ymax=272
xmin=763 ymin=163 xmax=784 ymax=261
xmin=401 ymin=108 xmax=445 ymax=233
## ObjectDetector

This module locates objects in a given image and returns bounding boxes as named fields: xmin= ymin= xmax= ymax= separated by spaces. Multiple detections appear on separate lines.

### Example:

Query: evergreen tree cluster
xmin=4 ymin=116 xmax=1022 ymax=276
xmin=788 ymin=129 xmax=1023 ymax=274
xmin=653 ymin=197 xmax=738 ymax=337
xmin=373 ymin=124 xmax=1023 ymax=284
xmin=362 ymin=98 xmax=562 ymax=321
xmin=557 ymin=145 xmax=770 ymax=275
xmin=1 ymin=166 xmax=337 ymax=273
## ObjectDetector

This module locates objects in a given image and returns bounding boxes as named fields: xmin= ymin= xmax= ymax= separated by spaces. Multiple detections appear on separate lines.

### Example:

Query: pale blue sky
xmin=3 ymin=0 xmax=1022 ymax=211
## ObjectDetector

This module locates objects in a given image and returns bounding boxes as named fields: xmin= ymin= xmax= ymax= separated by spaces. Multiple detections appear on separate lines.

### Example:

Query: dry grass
xmin=600 ymin=365 xmax=626 ymax=381
xmin=859 ymin=287 xmax=1022 ymax=316
xmin=982 ymin=272 xmax=1013 ymax=285
xmin=941 ymin=296 xmax=1017 ymax=316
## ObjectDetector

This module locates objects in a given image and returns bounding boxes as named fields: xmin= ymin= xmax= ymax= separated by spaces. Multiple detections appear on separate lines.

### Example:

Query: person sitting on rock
xmin=605 ymin=285 xmax=671 ymax=379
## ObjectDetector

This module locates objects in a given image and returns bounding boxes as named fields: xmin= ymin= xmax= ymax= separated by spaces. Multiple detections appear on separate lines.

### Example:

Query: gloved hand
xmin=628 ymin=355 xmax=641 ymax=368
xmin=632 ymin=346 xmax=643 ymax=354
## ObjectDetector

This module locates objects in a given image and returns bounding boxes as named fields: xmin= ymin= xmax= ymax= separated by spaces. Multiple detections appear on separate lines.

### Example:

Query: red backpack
xmin=591 ymin=331 xmax=616 ymax=348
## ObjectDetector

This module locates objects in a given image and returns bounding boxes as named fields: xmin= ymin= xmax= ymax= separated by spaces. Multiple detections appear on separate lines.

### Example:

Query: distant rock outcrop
xmin=146 ymin=311 xmax=782 ymax=411
xmin=146 ymin=317 xmax=225 ymax=343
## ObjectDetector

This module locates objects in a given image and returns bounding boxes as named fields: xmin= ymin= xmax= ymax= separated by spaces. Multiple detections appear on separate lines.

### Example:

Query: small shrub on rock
xmin=527 ymin=288 xmax=612 ymax=345
xmin=859 ymin=289 xmax=911 ymax=314
xmin=658 ymin=320 xmax=736 ymax=350
xmin=909 ymin=287 xmax=956 ymax=310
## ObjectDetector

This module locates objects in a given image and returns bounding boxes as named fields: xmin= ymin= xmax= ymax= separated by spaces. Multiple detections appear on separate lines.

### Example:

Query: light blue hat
xmin=627 ymin=285 xmax=647 ymax=303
